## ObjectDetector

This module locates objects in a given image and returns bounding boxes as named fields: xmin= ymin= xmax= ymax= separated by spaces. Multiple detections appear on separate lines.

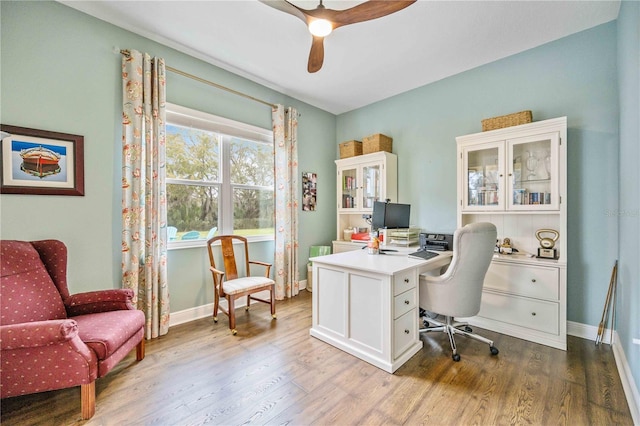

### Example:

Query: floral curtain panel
xmin=121 ymin=49 xmax=170 ymax=338
xmin=273 ymin=105 xmax=299 ymax=299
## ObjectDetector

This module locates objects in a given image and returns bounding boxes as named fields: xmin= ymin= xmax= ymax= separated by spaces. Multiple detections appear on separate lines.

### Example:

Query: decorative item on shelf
xmin=536 ymin=229 xmax=559 ymax=259
xmin=525 ymin=150 xmax=538 ymax=180
xmin=343 ymin=228 xmax=354 ymax=241
xmin=339 ymin=140 xmax=362 ymax=159
xmin=362 ymin=133 xmax=393 ymax=154
xmin=499 ymin=237 xmax=513 ymax=254
xmin=481 ymin=110 xmax=532 ymax=132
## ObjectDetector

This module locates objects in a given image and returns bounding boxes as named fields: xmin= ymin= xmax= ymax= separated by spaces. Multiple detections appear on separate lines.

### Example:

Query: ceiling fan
xmin=260 ymin=0 xmax=416 ymax=73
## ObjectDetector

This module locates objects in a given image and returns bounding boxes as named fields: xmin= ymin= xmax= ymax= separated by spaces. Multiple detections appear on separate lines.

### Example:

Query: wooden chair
xmin=206 ymin=235 xmax=276 ymax=335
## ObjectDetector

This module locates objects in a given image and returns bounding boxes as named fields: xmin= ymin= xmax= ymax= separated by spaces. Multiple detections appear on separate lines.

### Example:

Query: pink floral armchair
xmin=0 ymin=240 xmax=145 ymax=419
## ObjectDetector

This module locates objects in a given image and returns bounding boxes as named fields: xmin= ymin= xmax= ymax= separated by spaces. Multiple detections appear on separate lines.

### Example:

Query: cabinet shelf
xmin=514 ymin=178 xmax=551 ymax=184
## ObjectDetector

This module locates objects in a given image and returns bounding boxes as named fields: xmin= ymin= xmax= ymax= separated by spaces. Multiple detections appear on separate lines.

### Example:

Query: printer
xmin=419 ymin=232 xmax=454 ymax=251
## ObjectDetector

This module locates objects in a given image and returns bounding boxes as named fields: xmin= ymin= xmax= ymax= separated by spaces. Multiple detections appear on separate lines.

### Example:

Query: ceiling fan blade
xmin=307 ymin=36 xmax=325 ymax=73
xmin=258 ymin=0 xmax=309 ymax=25
xmin=307 ymin=1 xmax=416 ymax=29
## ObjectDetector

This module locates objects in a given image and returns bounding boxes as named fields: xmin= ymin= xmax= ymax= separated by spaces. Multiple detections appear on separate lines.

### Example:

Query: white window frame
xmin=166 ymin=103 xmax=274 ymax=249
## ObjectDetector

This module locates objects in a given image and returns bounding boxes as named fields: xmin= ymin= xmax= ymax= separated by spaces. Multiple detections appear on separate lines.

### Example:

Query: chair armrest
xmin=65 ymin=289 xmax=136 ymax=316
xmin=249 ymin=260 xmax=272 ymax=277
xmin=1 ymin=320 xmax=79 ymax=350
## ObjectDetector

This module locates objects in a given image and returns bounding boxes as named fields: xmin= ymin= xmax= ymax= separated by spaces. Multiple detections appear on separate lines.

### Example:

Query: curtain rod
xmin=120 ymin=49 xmax=277 ymax=109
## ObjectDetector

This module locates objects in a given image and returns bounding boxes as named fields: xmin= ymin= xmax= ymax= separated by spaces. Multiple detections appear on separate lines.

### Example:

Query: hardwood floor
xmin=1 ymin=290 xmax=633 ymax=425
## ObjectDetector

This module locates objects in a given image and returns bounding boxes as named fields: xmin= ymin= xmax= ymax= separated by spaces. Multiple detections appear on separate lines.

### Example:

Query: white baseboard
xmin=567 ymin=320 xmax=613 ymax=344
xmin=612 ymin=334 xmax=640 ymax=425
xmin=170 ymin=302 xmax=216 ymax=327
xmin=169 ymin=284 xmax=308 ymax=327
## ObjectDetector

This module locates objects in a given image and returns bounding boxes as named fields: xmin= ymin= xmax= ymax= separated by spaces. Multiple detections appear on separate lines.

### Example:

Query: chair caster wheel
xmin=231 ymin=329 xmax=237 ymax=335
xmin=490 ymin=346 xmax=499 ymax=355
xmin=464 ymin=326 xmax=473 ymax=332
xmin=213 ymin=317 xmax=218 ymax=323
xmin=272 ymin=314 xmax=277 ymax=320
xmin=452 ymin=354 xmax=461 ymax=362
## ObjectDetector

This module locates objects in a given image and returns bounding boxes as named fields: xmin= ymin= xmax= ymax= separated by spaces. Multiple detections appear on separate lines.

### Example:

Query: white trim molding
xmin=612 ymin=334 xmax=640 ymax=425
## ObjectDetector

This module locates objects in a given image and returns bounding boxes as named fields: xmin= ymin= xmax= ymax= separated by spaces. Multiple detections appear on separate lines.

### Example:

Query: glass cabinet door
xmin=462 ymin=142 xmax=504 ymax=210
xmin=339 ymin=167 xmax=358 ymax=209
xmin=361 ymin=163 xmax=382 ymax=209
xmin=507 ymin=132 xmax=559 ymax=210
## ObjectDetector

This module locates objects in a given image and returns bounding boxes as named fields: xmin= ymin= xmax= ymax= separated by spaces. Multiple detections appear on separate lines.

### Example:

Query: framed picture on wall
xmin=0 ymin=125 xmax=85 ymax=196
xmin=302 ymin=171 xmax=317 ymax=211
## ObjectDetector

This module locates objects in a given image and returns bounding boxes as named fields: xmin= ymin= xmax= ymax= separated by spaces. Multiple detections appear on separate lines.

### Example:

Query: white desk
xmin=310 ymin=248 xmax=452 ymax=373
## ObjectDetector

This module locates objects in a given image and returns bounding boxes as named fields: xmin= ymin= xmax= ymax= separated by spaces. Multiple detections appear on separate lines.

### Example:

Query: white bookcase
xmin=332 ymin=151 xmax=397 ymax=253
xmin=456 ymin=117 xmax=567 ymax=350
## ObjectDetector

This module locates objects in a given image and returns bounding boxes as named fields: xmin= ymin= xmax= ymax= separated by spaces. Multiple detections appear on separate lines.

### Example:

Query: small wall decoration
xmin=0 ymin=125 xmax=84 ymax=196
xmin=302 ymin=172 xmax=317 ymax=211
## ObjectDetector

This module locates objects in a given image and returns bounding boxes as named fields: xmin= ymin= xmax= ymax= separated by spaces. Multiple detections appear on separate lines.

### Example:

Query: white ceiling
xmin=60 ymin=0 xmax=620 ymax=115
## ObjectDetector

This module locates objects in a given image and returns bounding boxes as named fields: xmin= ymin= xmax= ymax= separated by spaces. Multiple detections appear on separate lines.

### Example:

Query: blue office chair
xmin=419 ymin=222 xmax=498 ymax=362
xmin=180 ymin=231 xmax=200 ymax=240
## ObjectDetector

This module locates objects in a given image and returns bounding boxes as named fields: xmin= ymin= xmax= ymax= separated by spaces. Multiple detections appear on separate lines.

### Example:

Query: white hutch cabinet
xmin=456 ymin=117 xmax=567 ymax=350
xmin=332 ymin=151 xmax=397 ymax=253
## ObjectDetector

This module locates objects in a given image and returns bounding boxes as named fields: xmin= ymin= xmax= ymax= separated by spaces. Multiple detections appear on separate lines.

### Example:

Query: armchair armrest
xmin=65 ymin=289 xmax=136 ymax=316
xmin=249 ymin=260 xmax=272 ymax=277
xmin=209 ymin=266 xmax=225 ymax=287
xmin=1 ymin=320 xmax=79 ymax=350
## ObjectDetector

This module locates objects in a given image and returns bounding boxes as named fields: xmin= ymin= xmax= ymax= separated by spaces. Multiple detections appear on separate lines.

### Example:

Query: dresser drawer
xmin=485 ymin=262 xmax=559 ymax=301
xmin=478 ymin=291 xmax=559 ymax=335
xmin=394 ymin=270 xmax=415 ymax=295
xmin=394 ymin=288 xmax=416 ymax=319
xmin=394 ymin=308 xmax=417 ymax=358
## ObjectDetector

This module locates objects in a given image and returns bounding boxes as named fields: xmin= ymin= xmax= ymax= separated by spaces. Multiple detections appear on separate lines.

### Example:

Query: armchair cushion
xmin=0 ymin=241 xmax=66 ymax=325
xmin=223 ymin=276 xmax=276 ymax=295
xmin=73 ymin=310 xmax=145 ymax=360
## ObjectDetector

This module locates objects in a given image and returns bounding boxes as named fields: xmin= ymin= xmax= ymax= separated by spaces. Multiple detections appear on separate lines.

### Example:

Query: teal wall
xmin=0 ymin=1 xmax=336 ymax=311
xmin=337 ymin=22 xmax=620 ymax=329
xmin=616 ymin=0 xmax=639 ymax=407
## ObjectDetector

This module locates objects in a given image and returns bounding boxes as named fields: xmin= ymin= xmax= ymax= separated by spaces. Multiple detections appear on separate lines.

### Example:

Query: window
xmin=166 ymin=103 xmax=274 ymax=245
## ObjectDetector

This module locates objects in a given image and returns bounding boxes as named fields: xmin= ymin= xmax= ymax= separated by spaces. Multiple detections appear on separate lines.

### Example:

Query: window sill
xmin=168 ymin=234 xmax=274 ymax=251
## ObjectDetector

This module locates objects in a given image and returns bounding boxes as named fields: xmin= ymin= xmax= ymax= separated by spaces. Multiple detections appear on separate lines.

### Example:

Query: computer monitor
xmin=384 ymin=202 xmax=411 ymax=229
xmin=372 ymin=201 xmax=411 ymax=230
xmin=372 ymin=201 xmax=387 ymax=231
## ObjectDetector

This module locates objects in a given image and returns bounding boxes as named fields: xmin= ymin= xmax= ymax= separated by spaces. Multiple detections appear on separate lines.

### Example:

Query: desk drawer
xmin=394 ymin=270 xmax=415 ymax=296
xmin=394 ymin=308 xmax=417 ymax=358
xmin=394 ymin=288 xmax=416 ymax=319
xmin=478 ymin=291 xmax=559 ymax=335
xmin=485 ymin=262 xmax=559 ymax=301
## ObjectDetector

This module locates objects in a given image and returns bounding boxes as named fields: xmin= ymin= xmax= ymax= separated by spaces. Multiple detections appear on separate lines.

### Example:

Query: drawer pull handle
xmin=531 ymin=312 xmax=537 ymax=316
xmin=531 ymin=279 xmax=537 ymax=283
xmin=404 ymin=300 xmax=410 ymax=305
xmin=404 ymin=329 xmax=410 ymax=334
xmin=404 ymin=278 xmax=410 ymax=283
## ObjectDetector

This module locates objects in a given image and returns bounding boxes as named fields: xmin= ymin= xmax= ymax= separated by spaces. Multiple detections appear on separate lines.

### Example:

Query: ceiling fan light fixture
xmin=308 ymin=19 xmax=332 ymax=37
